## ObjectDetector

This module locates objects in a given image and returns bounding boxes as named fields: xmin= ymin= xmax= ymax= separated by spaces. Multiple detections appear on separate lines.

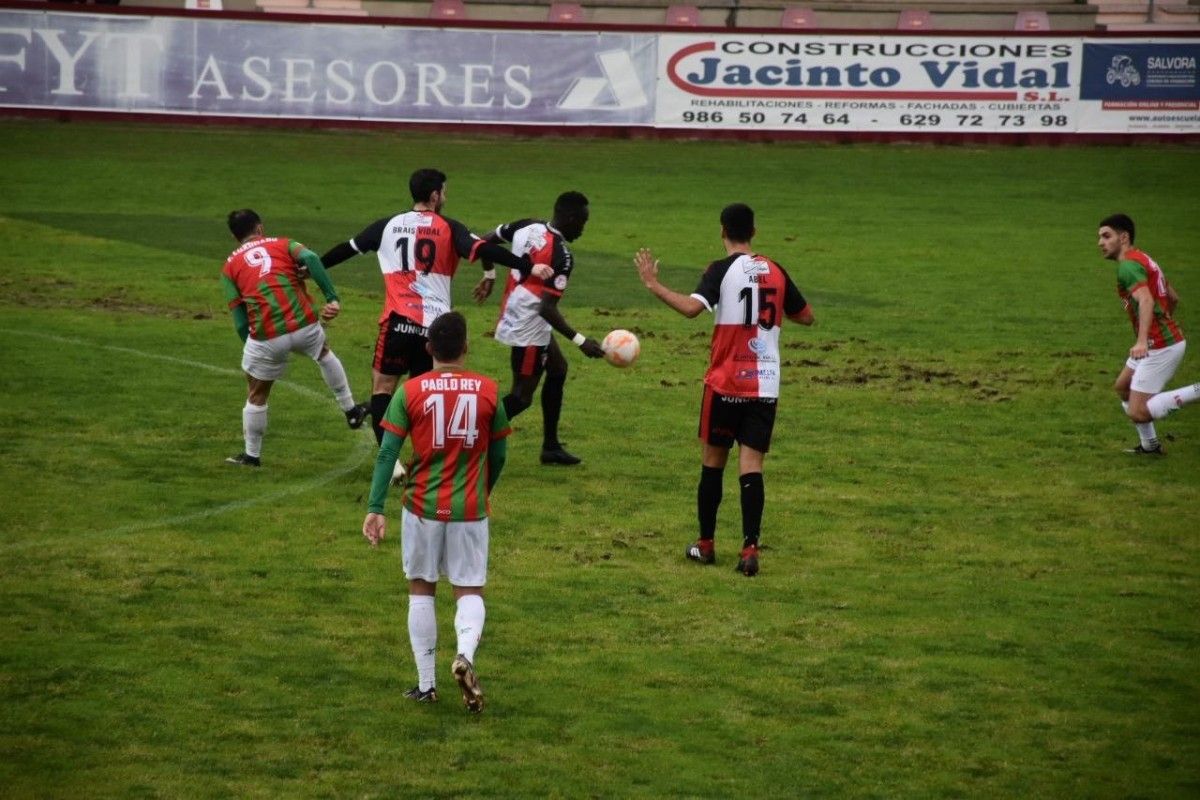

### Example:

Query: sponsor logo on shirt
xmin=742 ymin=257 xmax=770 ymax=276
xmin=523 ymin=229 xmax=548 ymax=252
xmin=736 ymin=368 xmax=777 ymax=380
xmin=735 ymin=339 xmax=776 ymax=362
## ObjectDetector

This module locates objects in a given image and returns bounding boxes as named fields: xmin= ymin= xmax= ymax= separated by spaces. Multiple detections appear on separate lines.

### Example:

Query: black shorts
xmin=510 ymin=344 xmax=548 ymax=379
xmin=373 ymin=313 xmax=432 ymax=377
xmin=698 ymin=386 xmax=777 ymax=453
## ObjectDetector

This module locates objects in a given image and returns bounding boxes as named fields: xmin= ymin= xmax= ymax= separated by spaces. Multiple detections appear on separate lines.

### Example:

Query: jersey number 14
xmin=423 ymin=393 xmax=479 ymax=449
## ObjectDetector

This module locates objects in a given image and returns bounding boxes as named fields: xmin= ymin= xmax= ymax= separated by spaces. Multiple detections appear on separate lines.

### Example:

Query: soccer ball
xmin=602 ymin=329 xmax=640 ymax=368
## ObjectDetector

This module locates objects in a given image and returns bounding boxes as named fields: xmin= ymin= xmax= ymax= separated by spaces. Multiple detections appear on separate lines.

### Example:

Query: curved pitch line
xmin=2 ymin=328 xmax=375 ymax=545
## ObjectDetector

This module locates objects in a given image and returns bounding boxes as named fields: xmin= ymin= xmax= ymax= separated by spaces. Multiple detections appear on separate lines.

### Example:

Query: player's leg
xmin=502 ymin=345 xmax=544 ymax=420
xmin=1143 ymin=342 xmax=1198 ymax=421
xmin=369 ymin=315 xmax=408 ymax=445
xmin=1113 ymin=365 xmax=1158 ymax=452
xmin=1123 ymin=344 xmax=1185 ymax=453
xmin=402 ymin=509 xmax=441 ymax=702
xmin=230 ymin=375 xmax=273 ymax=467
xmin=731 ymin=399 xmax=776 ymax=577
xmin=690 ymin=387 xmax=732 ymax=564
xmin=295 ymin=322 xmax=367 ymax=429
xmin=540 ymin=340 xmax=579 ymax=465
xmin=229 ymin=336 xmax=284 ymax=466
xmin=447 ymin=519 xmax=489 ymax=713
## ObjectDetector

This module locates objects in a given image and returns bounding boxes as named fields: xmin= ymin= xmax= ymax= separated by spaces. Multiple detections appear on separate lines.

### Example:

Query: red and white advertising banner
xmin=656 ymin=34 xmax=1200 ymax=134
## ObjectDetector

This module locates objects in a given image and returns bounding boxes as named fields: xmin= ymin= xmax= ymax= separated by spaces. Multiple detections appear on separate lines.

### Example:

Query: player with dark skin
xmin=477 ymin=193 xmax=604 ymax=465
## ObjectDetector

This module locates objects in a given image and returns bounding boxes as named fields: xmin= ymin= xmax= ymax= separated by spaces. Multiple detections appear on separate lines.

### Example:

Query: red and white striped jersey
xmin=491 ymin=219 xmax=575 ymax=347
xmin=349 ymin=211 xmax=485 ymax=328
xmin=691 ymin=253 xmax=808 ymax=399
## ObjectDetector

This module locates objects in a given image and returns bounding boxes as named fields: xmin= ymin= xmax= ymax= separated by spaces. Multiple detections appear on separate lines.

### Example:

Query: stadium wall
xmin=1 ymin=1 xmax=1197 ymax=143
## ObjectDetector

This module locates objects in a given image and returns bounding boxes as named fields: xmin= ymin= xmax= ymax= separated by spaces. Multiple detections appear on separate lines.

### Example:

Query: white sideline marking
xmin=3 ymin=328 xmax=374 ymax=544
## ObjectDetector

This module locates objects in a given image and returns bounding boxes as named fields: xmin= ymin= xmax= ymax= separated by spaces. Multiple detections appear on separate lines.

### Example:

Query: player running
xmin=477 ymin=191 xmax=605 ymax=465
xmin=634 ymin=203 xmax=814 ymax=577
xmin=220 ymin=209 xmax=368 ymax=468
xmin=1097 ymin=213 xmax=1198 ymax=454
xmin=362 ymin=311 xmax=511 ymax=714
xmin=321 ymin=168 xmax=537 ymax=446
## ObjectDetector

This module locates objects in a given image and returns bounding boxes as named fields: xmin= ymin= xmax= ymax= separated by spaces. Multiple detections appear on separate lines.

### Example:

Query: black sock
xmin=503 ymin=393 xmax=531 ymax=420
xmin=369 ymin=393 xmax=391 ymax=446
xmin=739 ymin=472 xmax=764 ymax=548
xmin=541 ymin=373 xmax=566 ymax=449
xmin=697 ymin=465 xmax=724 ymax=541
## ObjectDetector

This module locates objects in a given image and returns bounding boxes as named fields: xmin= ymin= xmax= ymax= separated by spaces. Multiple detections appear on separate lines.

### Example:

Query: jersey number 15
xmin=739 ymin=286 xmax=778 ymax=330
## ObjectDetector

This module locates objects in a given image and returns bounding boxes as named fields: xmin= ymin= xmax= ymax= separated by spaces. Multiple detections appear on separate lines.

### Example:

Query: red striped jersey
xmin=691 ymin=253 xmax=808 ymax=399
xmin=381 ymin=370 xmax=511 ymax=522
xmin=1117 ymin=249 xmax=1184 ymax=349
xmin=491 ymin=220 xmax=575 ymax=346
xmin=222 ymin=237 xmax=318 ymax=341
xmin=348 ymin=212 xmax=486 ymax=328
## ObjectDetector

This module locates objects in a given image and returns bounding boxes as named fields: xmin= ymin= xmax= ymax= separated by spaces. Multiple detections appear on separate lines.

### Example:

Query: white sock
xmin=1135 ymin=422 xmax=1159 ymax=449
xmin=454 ymin=594 xmax=486 ymax=664
xmin=1123 ymin=400 xmax=1158 ymax=447
xmin=243 ymin=402 xmax=268 ymax=458
xmin=316 ymin=351 xmax=355 ymax=412
xmin=1148 ymin=382 xmax=1200 ymax=420
xmin=408 ymin=595 xmax=437 ymax=692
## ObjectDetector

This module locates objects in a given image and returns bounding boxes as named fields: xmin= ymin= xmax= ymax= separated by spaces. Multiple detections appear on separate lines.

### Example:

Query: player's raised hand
xmin=363 ymin=512 xmax=386 ymax=548
xmin=473 ymin=277 xmax=495 ymax=304
xmin=320 ymin=300 xmax=341 ymax=321
xmin=634 ymin=248 xmax=659 ymax=287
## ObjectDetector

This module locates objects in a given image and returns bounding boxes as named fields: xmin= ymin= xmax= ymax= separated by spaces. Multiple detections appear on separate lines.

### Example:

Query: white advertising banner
xmin=0 ymin=8 xmax=658 ymax=126
xmin=656 ymin=33 xmax=1200 ymax=134
xmin=0 ymin=7 xmax=1196 ymax=135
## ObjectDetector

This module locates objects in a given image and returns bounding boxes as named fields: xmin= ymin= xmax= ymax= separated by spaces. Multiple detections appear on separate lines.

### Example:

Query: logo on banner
xmin=664 ymin=39 xmax=1071 ymax=101
xmin=558 ymin=49 xmax=649 ymax=110
xmin=1081 ymin=43 xmax=1200 ymax=110
xmin=1105 ymin=56 xmax=1141 ymax=88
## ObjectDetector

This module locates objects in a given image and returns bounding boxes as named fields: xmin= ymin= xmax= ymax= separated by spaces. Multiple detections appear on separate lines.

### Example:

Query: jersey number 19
xmin=397 ymin=236 xmax=438 ymax=273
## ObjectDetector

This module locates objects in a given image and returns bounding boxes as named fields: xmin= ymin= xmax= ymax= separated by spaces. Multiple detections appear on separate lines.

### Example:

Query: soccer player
xmin=1097 ymin=214 xmax=1197 ymax=454
xmin=478 ymin=191 xmax=605 ymax=466
xmin=220 ymin=210 xmax=368 ymax=468
xmin=634 ymin=203 xmax=814 ymax=577
xmin=321 ymin=168 xmax=537 ymax=446
xmin=362 ymin=311 xmax=510 ymax=714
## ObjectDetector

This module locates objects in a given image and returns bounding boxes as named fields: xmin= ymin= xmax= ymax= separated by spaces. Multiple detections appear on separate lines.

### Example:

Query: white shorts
xmin=241 ymin=322 xmax=327 ymax=381
xmin=401 ymin=508 xmax=489 ymax=587
xmin=1127 ymin=340 xmax=1186 ymax=395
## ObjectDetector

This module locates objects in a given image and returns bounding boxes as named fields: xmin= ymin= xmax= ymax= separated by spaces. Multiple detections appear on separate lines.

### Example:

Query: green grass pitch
xmin=1 ymin=119 xmax=1199 ymax=797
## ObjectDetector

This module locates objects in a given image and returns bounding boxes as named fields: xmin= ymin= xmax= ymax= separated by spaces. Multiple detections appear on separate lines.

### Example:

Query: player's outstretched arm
xmin=321 ymin=241 xmax=359 ymax=269
xmin=538 ymin=294 xmax=604 ymax=358
xmin=634 ymin=248 xmax=706 ymax=318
